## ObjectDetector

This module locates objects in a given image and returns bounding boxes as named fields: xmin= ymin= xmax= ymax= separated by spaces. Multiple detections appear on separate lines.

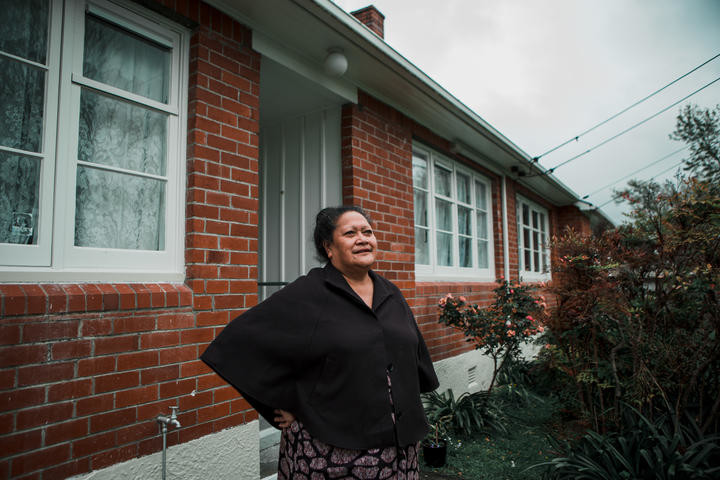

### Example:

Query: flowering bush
xmin=438 ymin=280 xmax=547 ymax=393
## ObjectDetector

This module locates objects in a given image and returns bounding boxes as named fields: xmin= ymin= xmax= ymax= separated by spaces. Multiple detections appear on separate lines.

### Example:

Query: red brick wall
xmin=505 ymin=180 xmax=521 ymax=277
xmin=341 ymin=92 xmax=415 ymax=296
xmin=0 ymin=2 xmax=260 ymax=478
xmin=183 ymin=0 xmax=261 ymax=449
xmin=415 ymin=282 xmax=499 ymax=361
xmin=556 ymin=205 xmax=592 ymax=236
xmin=0 ymin=285 xmax=194 ymax=478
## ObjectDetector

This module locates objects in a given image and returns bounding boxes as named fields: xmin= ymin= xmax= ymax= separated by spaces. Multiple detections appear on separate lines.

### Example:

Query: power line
xmin=547 ymin=75 xmax=720 ymax=173
xmin=534 ymin=52 xmax=720 ymax=161
xmin=582 ymin=146 xmax=687 ymax=199
xmin=595 ymin=159 xmax=685 ymax=209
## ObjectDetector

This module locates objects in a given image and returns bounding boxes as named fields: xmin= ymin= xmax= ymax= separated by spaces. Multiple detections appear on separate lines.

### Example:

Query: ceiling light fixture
xmin=324 ymin=47 xmax=348 ymax=77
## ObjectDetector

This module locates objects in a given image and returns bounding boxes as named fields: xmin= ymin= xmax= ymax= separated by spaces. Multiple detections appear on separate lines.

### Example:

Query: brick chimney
xmin=351 ymin=5 xmax=385 ymax=39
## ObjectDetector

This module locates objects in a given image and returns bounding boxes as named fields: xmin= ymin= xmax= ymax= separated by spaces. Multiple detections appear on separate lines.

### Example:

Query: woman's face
xmin=326 ymin=211 xmax=377 ymax=274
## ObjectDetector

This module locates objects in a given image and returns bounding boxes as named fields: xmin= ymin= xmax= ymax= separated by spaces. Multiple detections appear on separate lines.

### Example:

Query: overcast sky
xmin=332 ymin=0 xmax=720 ymax=224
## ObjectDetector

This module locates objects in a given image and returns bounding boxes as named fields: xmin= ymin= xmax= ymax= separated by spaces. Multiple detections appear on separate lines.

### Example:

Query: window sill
xmin=415 ymin=273 xmax=497 ymax=283
xmin=0 ymin=283 xmax=193 ymax=317
xmin=518 ymin=271 xmax=551 ymax=283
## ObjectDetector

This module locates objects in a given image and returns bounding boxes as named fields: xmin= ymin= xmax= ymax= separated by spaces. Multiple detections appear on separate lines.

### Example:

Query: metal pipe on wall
xmin=501 ymin=175 xmax=510 ymax=280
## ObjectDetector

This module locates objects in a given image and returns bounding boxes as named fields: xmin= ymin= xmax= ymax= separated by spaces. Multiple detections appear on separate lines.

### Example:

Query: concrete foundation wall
xmin=432 ymin=342 xmax=542 ymax=398
xmin=69 ymin=421 xmax=259 ymax=480
xmin=433 ymin=349 xmax=493 ymax=397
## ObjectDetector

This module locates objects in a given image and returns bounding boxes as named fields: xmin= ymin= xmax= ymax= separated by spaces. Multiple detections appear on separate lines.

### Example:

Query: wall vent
xmin=468 ymin=366 xmax=477 ymax=387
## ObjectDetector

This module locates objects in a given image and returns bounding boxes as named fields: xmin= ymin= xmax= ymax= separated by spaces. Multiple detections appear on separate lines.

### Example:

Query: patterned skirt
xmin=277 ymin=420 xmax=419 ymax=480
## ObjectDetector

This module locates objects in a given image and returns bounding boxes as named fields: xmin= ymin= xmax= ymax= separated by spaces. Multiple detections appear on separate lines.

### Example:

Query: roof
xmin=207 ymin=0 xmax=614 ymax=225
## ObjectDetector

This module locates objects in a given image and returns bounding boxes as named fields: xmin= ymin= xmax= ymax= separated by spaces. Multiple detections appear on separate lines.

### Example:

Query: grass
xmin=419 ymin=394 xmax=567 ymax=479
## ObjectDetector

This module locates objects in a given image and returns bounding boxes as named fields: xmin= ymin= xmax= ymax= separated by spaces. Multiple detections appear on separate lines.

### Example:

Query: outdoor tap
xmin=156 ymin=407 xmax=180 ymax=480
xmin=157 ymin=406 xmax=181 ymax=429
xmin=169 ymin=406 xmax=181 ymax=428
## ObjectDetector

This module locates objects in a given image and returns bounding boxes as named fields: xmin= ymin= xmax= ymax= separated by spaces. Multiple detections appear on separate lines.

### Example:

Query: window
xmin=0 ymin=0 xmax=188 ymax=281
xmin=516 ymin=196 xmax=550 ymax=280
xmin=413 ymin=146 xmax=494 ymax=280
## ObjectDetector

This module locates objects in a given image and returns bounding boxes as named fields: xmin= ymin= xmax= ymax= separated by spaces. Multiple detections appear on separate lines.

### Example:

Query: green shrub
xmin=535 ymin=407 xmax=720 ymax=479
xmin=422 ymin=389 xmax=506 ymax=438
xmin=538 ymin=106 xmax=720 ymax=434
xmin=438 ymin=280 xmax=548 ymax=394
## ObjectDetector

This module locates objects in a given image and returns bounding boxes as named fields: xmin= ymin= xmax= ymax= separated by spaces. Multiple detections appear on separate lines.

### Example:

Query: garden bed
xmin=419 ymin=394 xmax=564 ymax=479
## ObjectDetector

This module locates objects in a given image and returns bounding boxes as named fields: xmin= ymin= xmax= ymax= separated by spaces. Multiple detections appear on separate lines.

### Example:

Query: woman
xmin=201 ymin=206 xmax=439 ymax=479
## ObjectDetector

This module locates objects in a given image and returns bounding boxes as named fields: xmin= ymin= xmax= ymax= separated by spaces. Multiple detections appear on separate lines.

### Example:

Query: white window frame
xmin=413 ymin=145 xmax=495 ymax=282
xmin=0 ymin=0 xmax=63 ymax=269
xmin=516 ymin=195 xmax=551 ymax=281
xmin=0 ymin=0 xmax=189 ymax=282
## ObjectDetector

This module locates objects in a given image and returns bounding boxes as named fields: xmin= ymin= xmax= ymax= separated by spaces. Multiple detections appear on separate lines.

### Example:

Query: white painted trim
xmin=0 ymin=51 xmax=49 ymax=70
xmin=71 ymin=74 xmax=178 ymax=114
xmin=76 ymin=160 xmax=169 ymax=182
xmin=0 ymin=269 xmax=185 ymax=283
xmin=320 ymin=110 xmax=327 ymax=206
xmin=415 ymin=274 xmax=495 ymax=284
xmin=516 ymin=194 xmax=552 ymax=282
xmin=0 ymin=146 xmax=46 ymax=159
xmin=279 ymin=124 xmax=286 ymax=283
xmin=86 ymin=2 xmax=175 ymax=48
xmin=260 ymin=134 xmax=268 ymax=300
xmin=299 ymin=116 xmax=307 ymax=274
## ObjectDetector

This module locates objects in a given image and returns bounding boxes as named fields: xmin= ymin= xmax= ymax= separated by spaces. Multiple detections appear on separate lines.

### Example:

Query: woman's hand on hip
xmin=273 ymin=409 xmax=296 ymax=428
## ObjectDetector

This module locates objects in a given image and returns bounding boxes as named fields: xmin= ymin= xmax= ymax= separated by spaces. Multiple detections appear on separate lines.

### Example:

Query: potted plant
xmin=422 ymin=413 xmax=451 ymax=467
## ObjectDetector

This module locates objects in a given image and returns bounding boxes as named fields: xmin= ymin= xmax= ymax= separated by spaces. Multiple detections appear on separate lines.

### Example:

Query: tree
xmin=671 ymin=104 xmax=720 ymax=182
xmin=540 ymin=104 xmax=720 ymax=434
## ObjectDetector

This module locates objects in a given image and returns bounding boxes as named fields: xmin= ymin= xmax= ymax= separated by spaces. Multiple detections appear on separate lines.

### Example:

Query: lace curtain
xmin=475 ymin=180 xmax=489 ymax=268
xmin=75 ymin=14 xmax=170 ymax=251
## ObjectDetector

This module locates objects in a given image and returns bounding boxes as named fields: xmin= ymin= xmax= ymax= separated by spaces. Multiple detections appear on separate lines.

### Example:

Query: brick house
xmin=0 ymin=0 xmax=610 ymax=478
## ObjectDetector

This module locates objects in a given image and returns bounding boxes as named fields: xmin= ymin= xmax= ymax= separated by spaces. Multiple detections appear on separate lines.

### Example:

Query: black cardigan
xmin=200 ymin=263 xmax=439 ymax=449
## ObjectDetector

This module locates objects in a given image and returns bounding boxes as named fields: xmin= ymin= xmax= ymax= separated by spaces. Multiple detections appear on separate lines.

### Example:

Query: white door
xmin=259 ymin=106 xmax=342 ymax=298
xmin=257 ymin=106 xmax=342 ymax=478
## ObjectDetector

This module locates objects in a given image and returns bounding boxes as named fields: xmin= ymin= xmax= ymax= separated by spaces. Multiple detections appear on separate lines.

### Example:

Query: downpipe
xmin=156 ymin=406 xmax=181 ymax=480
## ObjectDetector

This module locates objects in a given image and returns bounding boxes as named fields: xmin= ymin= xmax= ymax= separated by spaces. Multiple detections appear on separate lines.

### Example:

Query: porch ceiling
xmin=260 ymin=57 xmax=348 ymax=127
xmin=207 ymin=0 xmax=603 ymax=213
